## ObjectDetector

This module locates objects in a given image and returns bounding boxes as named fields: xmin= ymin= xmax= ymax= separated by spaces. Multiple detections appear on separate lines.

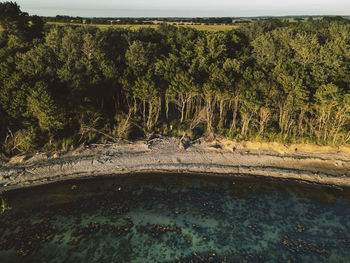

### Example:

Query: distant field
xmin=47 ymin=22 xmax=239 ymax=31
xmin=176 ymin=24 xmax=239 ymax=31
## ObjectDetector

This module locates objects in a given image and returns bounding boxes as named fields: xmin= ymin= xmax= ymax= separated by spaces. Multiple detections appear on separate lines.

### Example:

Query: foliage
xmin=0 ymin=2 xmax=349 ymax=156
xmin=3 ymin=126 xmax=39 ymax=154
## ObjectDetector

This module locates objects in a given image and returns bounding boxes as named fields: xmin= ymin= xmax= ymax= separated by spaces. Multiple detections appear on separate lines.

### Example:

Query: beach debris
xmin=207 ymin=141 xmax=222 ymax=151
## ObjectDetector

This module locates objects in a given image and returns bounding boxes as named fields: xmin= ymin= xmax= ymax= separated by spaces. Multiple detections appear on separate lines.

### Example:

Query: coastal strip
xmin=1 ymin=138 xmax=350 ymax=192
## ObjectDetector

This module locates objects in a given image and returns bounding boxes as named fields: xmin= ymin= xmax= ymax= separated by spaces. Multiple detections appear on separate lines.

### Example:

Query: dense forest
xmin=0 ymin=2 xmax=349 ymax=156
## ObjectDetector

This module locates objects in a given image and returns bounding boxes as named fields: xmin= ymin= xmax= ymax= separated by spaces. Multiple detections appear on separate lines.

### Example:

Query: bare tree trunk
xmin=154 ymin=97 xmax=161 ymax=125
xmin=195 ymin=96 xmax=202 ymax=116
xmin=134 ymin=98 xmax=137 ymax=115
xmin=147 ymin=102 xmax=153 ymax=130
xmin=278 ymin=103 xmax=292 ymax=137
xmin=297 ymin=109 xmax=305 ymax=137
xmin=323 ymin=110 xmax=331 ymax=142
xmin=230 ymin=97 xmax=239 ymax=132
xmin=331 ymin=110 xmax=347 ymax=144
xmin=258 ymin=108 xmax=270 ymax=136
xmin=180 ymin=100 xmax=186 ymax=123
xmin=218 ymin=98 xmax=225 ymax=129
xmin=206 ymin=96 xmax=215 ymax=133
xmin=185 ymin=97 xmax=190 ymax=121
xmin=241 ymin=112 xmax=252 ymax=136
xmin=278 ymin=104 xmax=284 ymax=134
xmin=165 ymin=92 xmax=169 ymax=120
xmin=142 ymin=100 xmax=146 ymax=124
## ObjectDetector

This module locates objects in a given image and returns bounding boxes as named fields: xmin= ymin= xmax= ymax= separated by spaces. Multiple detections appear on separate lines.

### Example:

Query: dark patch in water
xmin=0 ymin=174 xmax=350 ymax=262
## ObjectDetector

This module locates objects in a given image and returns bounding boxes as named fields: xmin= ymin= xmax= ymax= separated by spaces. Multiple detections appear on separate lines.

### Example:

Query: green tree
xmin=0 ymin=1 xmax=29 ymax=39
xmin=27 ymin=81 xmax=64 ymax=143
xmin=126 ymin=40 xmax=155 ymax=75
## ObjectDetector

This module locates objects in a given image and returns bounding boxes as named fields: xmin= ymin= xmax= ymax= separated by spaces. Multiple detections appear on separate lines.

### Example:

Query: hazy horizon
xmin=15 ymin=0 xmax=350 ymax=17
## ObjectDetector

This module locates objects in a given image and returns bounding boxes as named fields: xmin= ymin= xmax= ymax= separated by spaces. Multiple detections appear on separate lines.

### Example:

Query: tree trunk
xmin=155 ymin=97 xmax=161 ymax=125
xmin=258 ymin=108 xmax=270 ymax=136
xmin=241 ymin=112 xmax=252 ymax=136
xmin=297 ymin=109 xmax=305 ymax=137
xmin=230 ymin=97 xmax=239 ymax=132
xmin=147 ymin=102 xmax=153 ymax=130
xmin=180 ymin=95 xmax=186 ymax=123
xmin=206 ymin=96 xmax=214 ymax=133
xmin=134 ymin=98 xmax=137 ymax=115
xmin=218 ymin=98 xmax=225 ymax=129
xmin=185 ymin=96 xmax=193 ymax=121
xmin=165 ymin=92 xmax=169 ymax=120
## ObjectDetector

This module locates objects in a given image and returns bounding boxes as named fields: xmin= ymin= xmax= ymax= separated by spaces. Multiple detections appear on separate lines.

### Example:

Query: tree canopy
xmin=0 ymin=2 xmax=349 ymax=155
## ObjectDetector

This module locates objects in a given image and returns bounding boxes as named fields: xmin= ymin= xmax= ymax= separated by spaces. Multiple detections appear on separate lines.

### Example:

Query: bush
xmin=114 ymin=111 xmax=133 ymax=139
xmin=3 ymin=126 xmax=39 ymax=154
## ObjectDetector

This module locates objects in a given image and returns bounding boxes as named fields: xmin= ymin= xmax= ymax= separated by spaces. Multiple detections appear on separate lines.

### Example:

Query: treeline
xmin=0 ymin=2 xmax=349 ymax=155
xmin=44 ymin=16 xmax=156 ymax=25
xmin=41 ymin=15 xmax=350 ymax=26
xmin=43 ymin=16 xmax=237 ymax=25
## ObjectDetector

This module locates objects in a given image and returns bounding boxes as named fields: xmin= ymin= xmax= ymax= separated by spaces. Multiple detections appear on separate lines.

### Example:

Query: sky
xmin=16 ymin=0 xmax=350 ymax=17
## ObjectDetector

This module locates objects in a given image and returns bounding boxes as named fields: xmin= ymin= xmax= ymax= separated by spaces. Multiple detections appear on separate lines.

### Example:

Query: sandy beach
xmin=1 ymin=137 xmax=350 ymax=192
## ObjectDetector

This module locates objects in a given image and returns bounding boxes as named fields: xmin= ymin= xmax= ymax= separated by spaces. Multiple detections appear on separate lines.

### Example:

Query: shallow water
xmin=1 ymin=174 xmax=350 ymax=263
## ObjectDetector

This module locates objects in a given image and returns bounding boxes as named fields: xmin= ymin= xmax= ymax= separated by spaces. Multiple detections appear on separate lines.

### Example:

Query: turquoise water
xmin=1 ymin=174 xmax=350 ymax=262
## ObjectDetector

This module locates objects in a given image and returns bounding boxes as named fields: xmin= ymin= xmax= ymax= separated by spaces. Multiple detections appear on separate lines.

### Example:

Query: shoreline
xmin=1 ymin=137 xmax=350 ymax=192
